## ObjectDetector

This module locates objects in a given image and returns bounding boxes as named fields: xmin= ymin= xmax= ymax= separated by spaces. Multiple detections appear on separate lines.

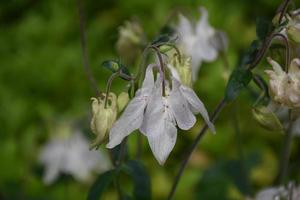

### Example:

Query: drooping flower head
xmin=176 ymin=7 xmax=226 ymax=80
xmin=265 ymin=57 xmax=300 ymax=108
xmin=107 ymin=59 xmax=215 ymax=165
xmin=90 ymin=93 xmax=117 ymax=149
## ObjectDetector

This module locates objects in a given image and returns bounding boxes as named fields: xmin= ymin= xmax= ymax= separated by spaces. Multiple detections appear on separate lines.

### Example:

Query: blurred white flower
xmin=39 ymin=131 xmax=111 ymax=185
xmin=107 ymin=64 xmax=215 ymax=165
xmin=265 ymin=57 xmax=300 ymax=108
xmin=252 ymin=183 xmax=300 ymax=200
xmin=176 ymin=7 xmax=226 ymax=80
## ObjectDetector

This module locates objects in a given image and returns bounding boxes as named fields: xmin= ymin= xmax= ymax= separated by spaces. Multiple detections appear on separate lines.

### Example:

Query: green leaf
xmin=240 ymin=40 xmax=261 ymax=66
xmin=256 ymin=17 xmax=273 ymax=40
xmin=87 ymin=170 xmax=115 ymax=200
xmin=225 ymin=67 xmax=253 ymax=102
xmin=122 ymin=160 xmax=151 ymax=200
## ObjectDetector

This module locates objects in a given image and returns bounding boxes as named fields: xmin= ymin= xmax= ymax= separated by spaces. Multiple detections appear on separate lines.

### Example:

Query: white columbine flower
xmin=176 ymin=7 xmax=220 ymax=80
xmin=252 ymin=183 xmax=300 ymax=200
xmin=39 ymin=131 xmax=111 ymax=185
xmin=265 ymin=57 xmax=300 ymax=108
xmin=107 ymin=64 xmax=215 ymax=165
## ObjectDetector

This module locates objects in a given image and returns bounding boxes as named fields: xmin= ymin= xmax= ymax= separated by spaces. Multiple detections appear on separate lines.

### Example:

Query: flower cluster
xmin=265 ymin=58 xmax=300 ymax=108
xmin=107 ymin=61 xmax=215 ymax=165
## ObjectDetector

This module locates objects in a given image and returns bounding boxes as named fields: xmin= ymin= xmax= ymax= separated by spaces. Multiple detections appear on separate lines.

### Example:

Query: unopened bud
xmin=171 ymin=56 xmax=193 ymax=87
xmin=252 ymin=105 xmax=284 ymax=131
xmin=117 ymin=92 xmax=129 ymax=112
xmin=90 ymin=93 xmax=117 ymax=149
xmin=287 ymin=24 xmax=300 ymax=43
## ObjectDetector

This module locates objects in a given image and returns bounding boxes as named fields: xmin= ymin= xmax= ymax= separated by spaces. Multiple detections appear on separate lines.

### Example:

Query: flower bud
xmin=171 ymin=56 xmax=193 ymax=87
xmin=252 ymin=105 xmax=284 ymax=131
xmin=287 ymin=24 xmax=300 ymax=43
xmin=90 ymin=93 xmax=117 ymax=149
xmin=117 ymin=92 xmax=129 ymax=112
xmin=116 ymin=20 xmax=144 ymax=64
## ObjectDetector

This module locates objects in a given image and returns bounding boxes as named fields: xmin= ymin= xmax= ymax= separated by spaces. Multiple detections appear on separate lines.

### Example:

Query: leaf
xmin=225 ymin=67 xmax=253 ymax=102
xmin=240 ymin=40 xmax=261 ymax=66
xmin=256 ymin=17 xmax=273 ymax=40
xmin=87 ymin=170 xmax=115 ymax=200
xmin=122 ymin=160 xmax=151 ymax=200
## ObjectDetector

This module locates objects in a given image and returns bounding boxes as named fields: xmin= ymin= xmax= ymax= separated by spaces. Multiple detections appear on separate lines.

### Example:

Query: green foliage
xmin=87 ymin=170 xmax=116 ymax=200
xmin=225 ymin=67 xmax=253 ymax=102
xmin=256 ymin=17 xmax=274 ymax=40
xmin=121 ymin=160 xmax=152 ymax=200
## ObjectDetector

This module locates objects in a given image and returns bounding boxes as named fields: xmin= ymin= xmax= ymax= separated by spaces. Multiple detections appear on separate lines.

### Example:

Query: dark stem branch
xmin=76 ymin=0 xmax=102 ymax=97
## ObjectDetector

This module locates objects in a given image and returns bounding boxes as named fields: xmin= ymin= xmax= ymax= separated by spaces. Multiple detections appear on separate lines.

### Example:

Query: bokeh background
xmin=1 ymin=0 xmax=300 ymax=199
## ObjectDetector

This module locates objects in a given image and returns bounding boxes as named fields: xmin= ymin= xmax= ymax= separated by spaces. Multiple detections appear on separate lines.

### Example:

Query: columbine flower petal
xmin=106 ymin=65 xmax=155 ymax=148
xmin=179 ymin=85 xmax=215 ymax=133
xmin=142 ymin=81 xmax=177 ymax=165
xmin=169 ymin=78 xmax=196 ymax=130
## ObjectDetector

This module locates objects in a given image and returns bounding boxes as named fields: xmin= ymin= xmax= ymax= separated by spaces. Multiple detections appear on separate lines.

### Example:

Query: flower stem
xmin=272 ymin=33 xmax=291 ymax=71
xmin=76 ymin=0 xmax=102 ymax=97
xmin=104 ymin=72 xmax=119 ymax=108
xmin=167 ymin=98 xmax=226 ymax=200
xmin=276 ymin=110 xmax=294 ymax=184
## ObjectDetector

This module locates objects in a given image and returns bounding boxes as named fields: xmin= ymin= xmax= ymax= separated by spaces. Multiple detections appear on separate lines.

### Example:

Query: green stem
xmin=277 ymin=111 xmax=294 ymax=184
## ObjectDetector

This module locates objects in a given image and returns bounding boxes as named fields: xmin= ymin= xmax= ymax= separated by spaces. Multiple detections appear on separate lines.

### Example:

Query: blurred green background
xmin=1 ymin=0 xmax=300 ymax=199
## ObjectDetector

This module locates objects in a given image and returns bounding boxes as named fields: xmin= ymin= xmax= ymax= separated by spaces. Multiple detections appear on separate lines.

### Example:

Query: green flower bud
xmin=252 ymin=105 xmax=284 ymax=131
xmin=90 ymin=93 xmax=117 ymax=149
xmin=117 ymin=92 xmax=129 ymax=112
xmin=287 ymin=24 xmax=300 ymax=43
xmin=172 ymin=56 xmax=193 ymax=87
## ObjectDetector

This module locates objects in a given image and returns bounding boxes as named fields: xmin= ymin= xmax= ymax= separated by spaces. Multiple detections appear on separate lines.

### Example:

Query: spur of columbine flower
xmin=265 ymin=57 xmax=300 ymax=108
xmin=176 ymin=7 xmax=224 ymax=80
xmin=107 ymin=63 xmax=215 ymax=165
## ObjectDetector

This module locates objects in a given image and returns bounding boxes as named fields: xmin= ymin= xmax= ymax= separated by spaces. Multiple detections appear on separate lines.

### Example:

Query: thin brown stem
xmin=76 ymin=0 xmax=102 ymax=97
xmin=104 ymin=72 xmax=119 ymax=108
xmin=150 ymin=46 xmax=166 ymax=96
xmin=273 ymin=33 xmax=291 ymax=71
xmin=277 ymin=0 xmax=292 ymax=24
xmin=167 ymin=98 xmax=226 ymax=200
